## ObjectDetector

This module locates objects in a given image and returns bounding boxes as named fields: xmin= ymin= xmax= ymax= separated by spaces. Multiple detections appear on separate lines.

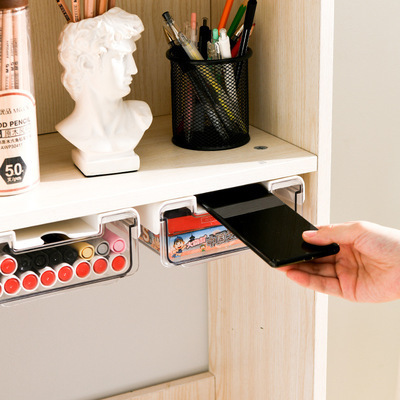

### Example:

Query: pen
xmin=218 ymin=28 xmax=240 ymax=128
xmin=109 ymin=253 xmax=127 ymax=272
xmin=207 ymin=42 xmax=216 ymax=60
xmin=103 ymin=228 xmax=126 ymax=253
xmin=231 ymin=23 xmax=254 ymax=57
xmin=235 ymin=0 xmax=257 ymax=83
xmin=43 ymin=248 xmax=62 ymax=267
xmin=198 ymin=17 xmax=211 ymax=59
xmin=71 ymin=242 xmax=95 ymax=260
xmin=13 ymin=254 xmax=32 ymax=273
xmin=1 ymin=275 xmax=21 ymax=296
xmin=162 ymin=11 xmax=203 ymax=61
xmin=91 ymin=256 xmax=109 ymax=275
xmin=18 ymin=270 xmax=39 ymax=292
xmin=163 ymin=27 xmax=185 ymax=57
xmin=218 ymin=0 xmax=235 ymax=32
xmin=164 ymin=26 xmax=194 ymax=139
xmin=88 ymin=238 xmax=110 ymax=257
xmin=218 ymin=28 xmax=231 ymax=59
xmin=54 ymin=262 xmax=74 ymax=283
xmin=227 ymin=0 xmax=248 ymax=38
xmin=190 ymin=12 xmax=197 ymax=45
xmin=213 ymin=28 xmax=219 ymax=44
xmin=231 ymin=23 xmax=244 ymax=47
xmin=207 ymin=28 xmax=220 ymax=60
xmin=0 ymin=250 xmax=17 ymax=275
xmin=73 ymin=259 xmax=91 ymax=279
xmin=58 ymin=245 xmax=79 ymax=264
xmin=237 ymin=0 xmax=257 ymax=58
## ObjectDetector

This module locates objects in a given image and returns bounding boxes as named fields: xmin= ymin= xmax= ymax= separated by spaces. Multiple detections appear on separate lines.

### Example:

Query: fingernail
xmin=303 ymin=230 xmax=317 ymax=238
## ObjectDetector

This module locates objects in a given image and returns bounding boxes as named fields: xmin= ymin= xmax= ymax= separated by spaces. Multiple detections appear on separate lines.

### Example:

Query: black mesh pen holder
xmin=167 ymin=48 xmax=252 ymax=151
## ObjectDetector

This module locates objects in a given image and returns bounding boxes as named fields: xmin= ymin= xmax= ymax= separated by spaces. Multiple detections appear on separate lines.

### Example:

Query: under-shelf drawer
xmin=138 ymin=176 xmax=305 ymax=267
xmin=145 ymin=197 xmax=247 ymax=267
xmin=0 ymin=208 xmax=139 ymax=304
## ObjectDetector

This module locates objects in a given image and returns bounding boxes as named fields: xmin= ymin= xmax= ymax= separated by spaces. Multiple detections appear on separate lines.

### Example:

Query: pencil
xmin=0 ymin=9 xmax=31 ymax=91
xmin=1 ymin=10 xmax=12 ymax=90
xmin=84 ymin=0 xmax=96 ymax=18
xmin=98 ymin=0 xmax=107 ymax=15
xmin=0 ymin=15 xmax=2 ymax=89
xmin=227 ymin=0 xmax=248 ymax=38
xmin=217 ymin=0 xmax=234 ymax=31
xmin=72 ymin=0 xmax=81 ymax=22
xmin=19 ymin=10 xmax=31 ymax=90
xmin=56 ymin=0 xmax=73 ymax=22
xmin=11 ymin=9 xmax=20 ymax=89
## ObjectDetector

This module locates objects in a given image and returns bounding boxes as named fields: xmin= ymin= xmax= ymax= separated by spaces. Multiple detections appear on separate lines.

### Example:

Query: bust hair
xmin=58 ymin=7 xmax=144 ymax=99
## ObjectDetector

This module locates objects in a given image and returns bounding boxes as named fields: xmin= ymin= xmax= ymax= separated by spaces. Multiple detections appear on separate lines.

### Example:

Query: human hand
xmin=280 ymin=221 xmax=400 ymax=302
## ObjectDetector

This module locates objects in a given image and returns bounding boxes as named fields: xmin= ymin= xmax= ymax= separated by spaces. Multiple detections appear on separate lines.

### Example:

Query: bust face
xmin=88 ymin=38 xmax=138 ymax=101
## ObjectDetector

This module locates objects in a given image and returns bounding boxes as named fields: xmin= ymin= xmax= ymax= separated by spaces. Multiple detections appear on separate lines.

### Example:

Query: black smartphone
xmin=196 ymin=183 xmax=340 ymax=267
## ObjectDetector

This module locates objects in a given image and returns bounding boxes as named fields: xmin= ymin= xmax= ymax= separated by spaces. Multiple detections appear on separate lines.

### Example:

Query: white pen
xmin=218 ymin=28 xmax=232 ymax=59
xmin=190 ymin=12 xmax=198 ymax=45
xmin=209 ymin=28 xmax=221 ymax=60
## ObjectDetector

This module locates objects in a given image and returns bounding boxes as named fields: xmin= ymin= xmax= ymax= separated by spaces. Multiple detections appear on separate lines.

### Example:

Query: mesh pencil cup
xmin=166 ymin=48 xmax=252 ymax=151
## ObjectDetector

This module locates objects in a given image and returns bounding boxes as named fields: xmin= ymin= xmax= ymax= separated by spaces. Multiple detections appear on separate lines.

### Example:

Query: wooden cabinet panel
xmin=208 ymin=252 xmax=316 ymax=399
xmin=102 ymin=373 xmax=215 ymax=400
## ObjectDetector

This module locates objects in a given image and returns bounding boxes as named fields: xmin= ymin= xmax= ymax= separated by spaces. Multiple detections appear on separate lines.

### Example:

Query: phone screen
xmin=196 ymin=183 xmax=339 ymax=267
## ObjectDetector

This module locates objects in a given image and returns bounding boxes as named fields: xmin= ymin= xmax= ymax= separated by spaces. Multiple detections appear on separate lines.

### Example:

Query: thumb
xmin=302 ymin=222 xmax=366 ymax=246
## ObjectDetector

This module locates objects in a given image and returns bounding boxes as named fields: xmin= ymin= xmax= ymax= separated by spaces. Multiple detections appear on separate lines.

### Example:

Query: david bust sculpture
xmin=56 ymin=7 xmax=153 ymax=176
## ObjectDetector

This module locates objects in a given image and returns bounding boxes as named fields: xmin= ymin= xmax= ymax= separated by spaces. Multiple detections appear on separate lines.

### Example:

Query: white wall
xmin=0 ymin=245 xmax=209 ymax=400
xmin=329 ymin=0 xmax=400 ymax=399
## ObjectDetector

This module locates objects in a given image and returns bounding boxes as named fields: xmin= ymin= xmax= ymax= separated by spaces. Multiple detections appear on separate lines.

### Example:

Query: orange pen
xmin=217 ymin=0 xmax=234 ymax=31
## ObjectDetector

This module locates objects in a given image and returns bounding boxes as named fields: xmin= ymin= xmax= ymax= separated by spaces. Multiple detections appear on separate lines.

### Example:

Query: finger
xmin=278 ymin=254 xmax=337 ymax=272
xmin=285 ymin=269 xmax=343 ymax=298
xmin=302 ymin=222 xmax=368 ymax=246
xmin=281 ymin=261 xmax=337 ymax=278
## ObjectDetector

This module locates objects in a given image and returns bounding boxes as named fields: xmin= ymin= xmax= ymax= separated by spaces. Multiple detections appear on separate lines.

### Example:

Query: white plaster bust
xmin=56 ymin=7 xmax=152 ymax=175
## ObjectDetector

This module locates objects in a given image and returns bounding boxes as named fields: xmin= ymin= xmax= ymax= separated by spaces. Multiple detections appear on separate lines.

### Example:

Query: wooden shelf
xmin=0 ymin=115 xmax=316 ymax=232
